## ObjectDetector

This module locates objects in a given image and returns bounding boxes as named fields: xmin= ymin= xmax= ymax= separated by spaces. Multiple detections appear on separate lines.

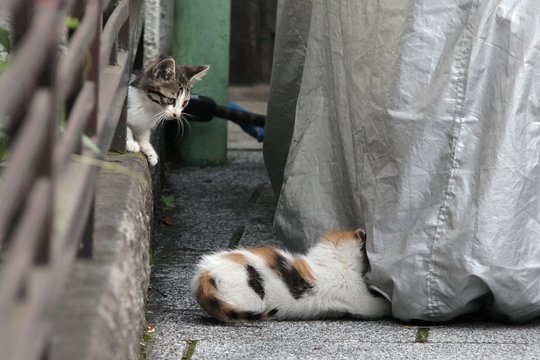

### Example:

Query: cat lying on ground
xmin=192 ymin=229 xmax=391 ymax=322
xmin=127 ymin=58 xmax=208 ymax=166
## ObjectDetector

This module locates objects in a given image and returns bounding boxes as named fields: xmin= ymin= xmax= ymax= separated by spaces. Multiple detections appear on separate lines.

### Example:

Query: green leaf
xmin=160 ymin=194 xmax=175 ymax=211
xmin=0 ymin=27 xmax=10 ymax=52
xmin=182 ymin=340 xmax=198 ymax=360
xmin=65 ymin=16 xmax=81 ymax=31
xmin=81 ymin=134 xmax=104 ymax=156
xmin=0 ymin=58 xmax=10 ymax=75
xmin=0 ymin=129 xmax=9 ymax=161
xmin=415 ymin=328 xmax=429 ymax=343
xmin=157 ymin=262 xmax=172 ymax=269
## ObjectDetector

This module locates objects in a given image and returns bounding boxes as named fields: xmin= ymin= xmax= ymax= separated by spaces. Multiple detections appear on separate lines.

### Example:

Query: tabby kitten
xmin=127 ymin=58 xmax=208 ymax=166
xmin=192 ymin=229 xmax=391 ymax=322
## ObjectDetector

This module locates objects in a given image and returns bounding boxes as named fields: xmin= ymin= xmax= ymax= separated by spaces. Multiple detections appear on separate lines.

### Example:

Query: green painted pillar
xmin=174 ymin=0 xmax=230 ymax=165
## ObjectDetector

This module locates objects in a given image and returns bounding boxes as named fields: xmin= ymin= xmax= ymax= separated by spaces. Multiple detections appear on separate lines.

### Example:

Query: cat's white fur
xmin=192 ymin=230 xmax=390 ymax=321
xmin=126 ymin=86 xmax=189 ymax=166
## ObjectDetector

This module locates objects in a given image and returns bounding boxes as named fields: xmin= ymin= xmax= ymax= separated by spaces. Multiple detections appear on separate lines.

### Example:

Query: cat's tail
xmin=193 ymin=270 xmax=277 ymax=322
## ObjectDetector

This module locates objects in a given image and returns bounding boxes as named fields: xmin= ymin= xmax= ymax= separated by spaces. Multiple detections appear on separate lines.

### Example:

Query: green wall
xmin=174 ymin=0 xmax=230 ymax=165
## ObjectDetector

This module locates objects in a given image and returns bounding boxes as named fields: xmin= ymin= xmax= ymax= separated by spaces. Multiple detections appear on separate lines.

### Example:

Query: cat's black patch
xmin=227 ymin=309 xmax=240 ymax=319
xmin=208 ymin=297 xmax=222 ymax=310
xmin=243 ymin=311 xmax=263 ymax=320
xmin=273 ymin=253 xmax=313 ymax=300
xmin=147 ymin=89 xmax=166 ymax=105
xmin=246 ymin=265 xmax=265 ymax=300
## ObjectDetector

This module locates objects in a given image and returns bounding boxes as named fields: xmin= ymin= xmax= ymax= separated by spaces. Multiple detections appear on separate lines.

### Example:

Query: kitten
xmin=127 ymin=58 xmax=208 ymax=166
xmin=192 ymin=229 xmax=391 ymax=322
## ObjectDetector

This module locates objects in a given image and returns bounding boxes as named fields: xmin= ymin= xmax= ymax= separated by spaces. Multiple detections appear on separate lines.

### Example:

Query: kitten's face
xmin=138 ymin=58 xmax=209 ymax=121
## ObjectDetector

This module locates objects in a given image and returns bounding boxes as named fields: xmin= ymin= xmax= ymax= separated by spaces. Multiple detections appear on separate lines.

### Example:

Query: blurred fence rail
xmin=0 ymin=0 xmax=142 ymax=359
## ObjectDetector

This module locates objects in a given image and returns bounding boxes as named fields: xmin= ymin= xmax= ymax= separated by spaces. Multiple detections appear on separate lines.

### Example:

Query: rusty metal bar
xmin=11 ymin=1 xmax=34 ymax=47
xmin=0 ymin=90 xmax=52 ymax=248
xmin=0 ymin=179 xmax=51 ymax=319
xmin=96 ymin=50 xmax=128 ymax=152
xmin=58 ymin=0 xmax=100 ymax=98
xmin=0 ymin=9 xmax=56 ymax=130
xmin=53 ymin=159 xmax=98 ymax=264
xmin=77 ymin=0 xmax=102 ymax=259
xmin=110 ymin=95 xmax=128 ymax=152
xmin=100 ymin=0 xmax=128 ymax=70
xmin=2 ymin=0 xmax=34 ymax=13
xmin=110 ymin=0 xmax=142 ymax=152
xmin=85 ymin=0 xmax=101 ymax=139
xmin=54 ymin=82 xmax=96 ymax=172
xmin=64 ymin=0 xmax=81 ymax=15
xmin=101 ymin=0 xmax=114 ymax=11
xmin=10 ymin=264 xmax=58 ymax=360
xmin=77 ymin=198 xmax=95 ymax=258
xmin=0 ymin=0 xmax=143 ymax=358
xmin=0 ymin=179 xmax=51 ymax=359
xmin=128 ymin=0 xmax=143 ymax=57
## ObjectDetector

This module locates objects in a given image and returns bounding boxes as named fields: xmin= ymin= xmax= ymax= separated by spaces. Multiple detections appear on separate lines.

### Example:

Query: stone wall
xmin=50 ymin=153 xmax=153 ymax=360
xmin=143 ymin=0 xmax=175 ymax=65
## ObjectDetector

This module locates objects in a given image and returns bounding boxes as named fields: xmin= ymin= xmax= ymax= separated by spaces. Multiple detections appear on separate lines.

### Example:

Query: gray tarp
xmin=264 ymin=0 xmax=540 ymax=322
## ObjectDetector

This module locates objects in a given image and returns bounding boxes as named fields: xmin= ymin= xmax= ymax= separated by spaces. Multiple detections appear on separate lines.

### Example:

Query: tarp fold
xmin=264 ymin=0 xmax=540 ymax=322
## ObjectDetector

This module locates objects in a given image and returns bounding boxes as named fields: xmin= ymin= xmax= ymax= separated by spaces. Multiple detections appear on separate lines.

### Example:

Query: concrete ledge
xmin=51 ymin=153 xmax=153 ymax=360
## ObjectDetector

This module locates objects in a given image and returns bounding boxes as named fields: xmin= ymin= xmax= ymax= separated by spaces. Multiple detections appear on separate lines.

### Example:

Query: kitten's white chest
xmin=127 ymin=86 xmax=161 ymax=130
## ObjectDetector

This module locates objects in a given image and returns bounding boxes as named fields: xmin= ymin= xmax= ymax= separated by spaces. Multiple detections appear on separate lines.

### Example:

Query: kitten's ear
xmin=182 ymin=65 xmax=210 ymax=82
xmin=153 ymin=58 xmax=176 ymax=81
xmin=354 ymin=228 xmax=367 ymax=242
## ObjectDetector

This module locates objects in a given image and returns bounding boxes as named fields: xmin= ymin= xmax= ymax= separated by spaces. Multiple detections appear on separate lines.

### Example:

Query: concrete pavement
xmin=145 ymin=149 xmax=540 ymax=360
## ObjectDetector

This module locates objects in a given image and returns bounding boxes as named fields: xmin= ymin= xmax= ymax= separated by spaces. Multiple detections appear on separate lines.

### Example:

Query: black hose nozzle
xmin=184 ymin=95 xmax=266 ymax=128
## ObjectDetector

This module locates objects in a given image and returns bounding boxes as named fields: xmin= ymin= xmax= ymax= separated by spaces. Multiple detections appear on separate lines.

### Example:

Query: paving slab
xmin=146 ymin=150 xmax=540 ymax=360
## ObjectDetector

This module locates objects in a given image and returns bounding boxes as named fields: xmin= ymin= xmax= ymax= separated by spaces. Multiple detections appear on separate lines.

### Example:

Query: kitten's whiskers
xmin=152 ymin=111 xmax=168 ymax=129
xmin=191 ymin=87 xmax=207 ymax=95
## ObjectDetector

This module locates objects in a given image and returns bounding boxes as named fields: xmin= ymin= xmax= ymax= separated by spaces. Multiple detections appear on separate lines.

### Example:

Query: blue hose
xmin=227 ymin=102 xmax=264 ymax=142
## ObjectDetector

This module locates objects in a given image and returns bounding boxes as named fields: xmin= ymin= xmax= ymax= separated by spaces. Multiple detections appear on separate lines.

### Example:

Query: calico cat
xmin=127 ymin=58 xmax=208 ymax=166
xmin=192 ymin=229 xmax=390 ymax=322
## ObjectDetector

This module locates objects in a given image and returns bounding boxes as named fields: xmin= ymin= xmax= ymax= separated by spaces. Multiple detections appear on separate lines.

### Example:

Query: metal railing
xmin=0 ymin=0 xmax=142 ymax=359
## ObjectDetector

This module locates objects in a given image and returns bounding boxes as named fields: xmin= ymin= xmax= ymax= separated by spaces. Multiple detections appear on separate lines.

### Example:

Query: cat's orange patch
xmin=196 ymin=269 xmax=266 ymax=322
xmin=223 ymin=252 xmax=249 ymax=265
xmin=322 ymin=230 xmax=361 ymax=246
xmin=291 ymin=258 xmax=315 ymax=283
xmin=247 ymin=246 xmax=280 ymax=268
xmin=196 ymin=271 xmax=233 ymax=321
xmin=196 ymin=270 xmax=217 ymax=300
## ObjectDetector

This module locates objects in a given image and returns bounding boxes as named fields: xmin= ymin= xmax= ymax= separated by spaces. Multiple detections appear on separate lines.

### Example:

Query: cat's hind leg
xmin=126 ymin=126 xmax=141 ymax=153
xmin=350 ymin=295 xmax=391 ymax=319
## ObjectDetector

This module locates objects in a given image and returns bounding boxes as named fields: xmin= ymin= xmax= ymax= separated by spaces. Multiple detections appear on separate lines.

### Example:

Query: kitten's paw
xmin=146 ymin=152 xmax=159 ymax=166
xmin=126 ymin=140 xmax=141 ymax=153
xmin=140 ymin=143 xmax=159 ymax=166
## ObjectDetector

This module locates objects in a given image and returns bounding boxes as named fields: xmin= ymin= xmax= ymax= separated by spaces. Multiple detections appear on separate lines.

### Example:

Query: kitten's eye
xmin=167 ymin=98 xmax=176 ymax=106
xmin=182 ymin=99 xmax=189 ymax=107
